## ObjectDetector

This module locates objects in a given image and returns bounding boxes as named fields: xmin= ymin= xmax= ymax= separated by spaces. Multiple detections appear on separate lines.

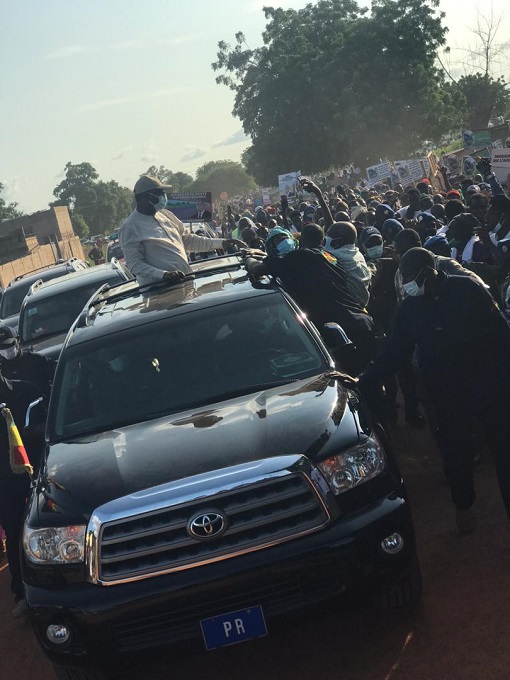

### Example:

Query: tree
xmin=450 ymin=73 xmax=509 ymax=130
xmin=0 ymin=183 xmax=23 ymax=221
xmin=52 ymin=162 xmax=133 ymax=236
xmin=71 ymin=213 xmax=90 ymax=239
xmin=190 ymin=160 xmax=257 ymax=197
xmin=143 ymin=166 xmax=193 ymax=193
xmin=213 ymin=0 xmax=459 ymax=183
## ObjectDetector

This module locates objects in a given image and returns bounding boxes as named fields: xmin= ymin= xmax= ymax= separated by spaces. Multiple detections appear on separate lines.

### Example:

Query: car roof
xmin=5 ymin=261 xmax=85 ymax=290
xmin=65 ymin=256 xmax=276 ymax=348
xmin=24 ymin=262 xmax=130 ymax=302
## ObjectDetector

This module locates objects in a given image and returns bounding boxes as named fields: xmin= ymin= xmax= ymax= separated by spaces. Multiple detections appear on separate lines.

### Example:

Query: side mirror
xmin=322 ymin=323 xmax=353 ymax=348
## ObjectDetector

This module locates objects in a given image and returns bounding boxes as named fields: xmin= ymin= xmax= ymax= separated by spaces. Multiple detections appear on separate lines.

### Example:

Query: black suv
xmin=17 ymin=260 xmax=133 ymax=360
xmin=22 ymin=256 xmax=420 ymax=679
xmin=0 ymin=258 xmax=89 ymax=333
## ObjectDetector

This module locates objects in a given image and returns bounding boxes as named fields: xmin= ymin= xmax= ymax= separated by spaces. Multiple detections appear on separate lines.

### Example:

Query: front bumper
xmin=26 ymin=492 xmax=416 ymax=671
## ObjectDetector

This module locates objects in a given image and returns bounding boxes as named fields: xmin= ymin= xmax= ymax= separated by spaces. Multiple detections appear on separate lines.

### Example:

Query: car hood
xmin=41 ymin=374 xmax=361 ymax=517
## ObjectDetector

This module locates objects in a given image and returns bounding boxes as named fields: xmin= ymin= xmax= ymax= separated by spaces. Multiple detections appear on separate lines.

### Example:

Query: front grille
xmin=111 ymin=558 xmax=345 ymax=651
xmin=96 ymin=465 xmax=331 ymax=585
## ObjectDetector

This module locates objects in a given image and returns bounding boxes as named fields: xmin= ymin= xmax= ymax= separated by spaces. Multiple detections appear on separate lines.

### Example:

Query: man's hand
xmin=223 ymin=238 xmax=246 ymax=250
xmin=329 ymin=370 xmax=359 ymax=389
xmin=163 ymin=270 xmax=186 ymax=284
xmin=239 ymin=248 xmax=266 ymax=261
xmin=476 ymin=157 xmax=492 ymax=177
xmin=299 ymin=178 xmax=322 ymax=197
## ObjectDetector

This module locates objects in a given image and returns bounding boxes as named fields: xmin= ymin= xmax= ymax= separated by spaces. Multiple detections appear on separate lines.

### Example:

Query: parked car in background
xmin=23 ymin=255 xmax=420 ymax=679
xmin=17 ymin=259 xmax=133 ymax=360
xmin=0 ymin=258 xmax=89 ymax=333
xmin=106 ymin=241 xmax=124 ymax=263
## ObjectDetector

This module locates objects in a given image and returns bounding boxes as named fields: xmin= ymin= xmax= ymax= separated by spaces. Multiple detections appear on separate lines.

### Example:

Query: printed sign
xmin=394 ymin=161 xmax=412 ymax=184
xmin=407 ymin=159 xmax=423 ymax=182
xmin=166 ymin=192 xmax=213 ymax=222
xmin=491 ymin=147 xmax=510 ymax=183
xmin=278 ymin=171 xmax=301 ymax=198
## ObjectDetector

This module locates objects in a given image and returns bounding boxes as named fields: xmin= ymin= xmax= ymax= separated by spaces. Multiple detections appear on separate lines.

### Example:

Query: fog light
xmin=46 ymin=624 xmax=71 ymax=645
xmin=381 ymin=532 xmax=404 ymax=555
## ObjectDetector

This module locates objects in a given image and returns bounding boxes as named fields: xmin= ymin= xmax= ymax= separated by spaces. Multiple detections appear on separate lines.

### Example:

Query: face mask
xmin=0 ymin=346 xmax=18 ymax=361
xmin=403 ymin=269 xmax=425 ymax=297
xmin=276 ymin=238 xmax=296 ymax=255
xmin=151 ymin=193 xmax=167 ymax=212
xmin=366 ymin=245 xmax=383 ymax=259
xmin=493 ymin=222 xmax=503 ymax=234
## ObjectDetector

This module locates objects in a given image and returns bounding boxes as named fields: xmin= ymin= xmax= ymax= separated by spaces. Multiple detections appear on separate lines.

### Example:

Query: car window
xmin=52 ymin=295 xmax=328 ymax=439
xmin=0 ymin=267 xmax=78 ymax=318
xmin=20 ymin=275 xmax=123 ymax=343
xmin=107 ymin=244 xmax=124 ymax=260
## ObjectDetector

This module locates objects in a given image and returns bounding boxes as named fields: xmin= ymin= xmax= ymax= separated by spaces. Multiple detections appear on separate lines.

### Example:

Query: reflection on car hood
xmin=42 ymin=375 xmax=360 ymax=515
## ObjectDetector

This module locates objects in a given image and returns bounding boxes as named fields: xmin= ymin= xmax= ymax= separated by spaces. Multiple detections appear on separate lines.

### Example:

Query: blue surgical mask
xmin=493 ymin=222 xmax=503 ymax=234
xmin=276 ymin=238 xmax=296 ymax=255
xmin=366 ymin=245 xmax=383 ymax=259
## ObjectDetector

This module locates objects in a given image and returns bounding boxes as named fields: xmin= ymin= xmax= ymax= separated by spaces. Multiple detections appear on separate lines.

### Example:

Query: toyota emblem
xmin=188 ymin=511 xmax=227 ymax=541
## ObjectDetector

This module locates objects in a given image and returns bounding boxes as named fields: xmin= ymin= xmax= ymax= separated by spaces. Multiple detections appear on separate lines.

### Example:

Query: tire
xmin=52 ymin=663 xmax=115 ymax=680
xmin=377 ymin=558 xmax=423 ymax=610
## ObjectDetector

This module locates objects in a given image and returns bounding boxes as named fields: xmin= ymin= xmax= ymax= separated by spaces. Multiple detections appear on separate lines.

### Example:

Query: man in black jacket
xmin=359 ymin=248 xmax=510 ymax=533
xmin=0 ymin=325 xmax=56 ymax=398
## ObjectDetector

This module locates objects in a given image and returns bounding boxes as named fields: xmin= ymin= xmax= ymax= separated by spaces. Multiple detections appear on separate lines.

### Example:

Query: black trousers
xmin=435 ymin=397 xmax=510 ymax=516
xmin=0 ymin=475 xmax=30 ymax=601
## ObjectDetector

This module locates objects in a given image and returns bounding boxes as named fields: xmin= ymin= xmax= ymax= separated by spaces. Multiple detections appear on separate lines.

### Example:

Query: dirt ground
xmin=1 ymin=418 xmax=510 ymax=680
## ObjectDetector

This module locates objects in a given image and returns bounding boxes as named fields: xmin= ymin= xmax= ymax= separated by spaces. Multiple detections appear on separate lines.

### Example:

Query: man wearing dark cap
xmin=0 ymin=325 xmax=55 ymax=398
xmin=120 ymin=175 xmax=245 ymax=286
xmin=359 ymin=247 xmax=510 ymax=533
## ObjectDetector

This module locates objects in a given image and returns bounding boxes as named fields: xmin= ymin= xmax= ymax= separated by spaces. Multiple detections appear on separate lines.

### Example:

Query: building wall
xmin=0 ymin=207 xmax=85 ymax=288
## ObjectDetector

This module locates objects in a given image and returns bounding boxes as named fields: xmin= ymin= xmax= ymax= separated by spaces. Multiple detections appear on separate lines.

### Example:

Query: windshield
xmin=1 ymin=281 xmax=36 ymax=319
xmin=52 ymin=294 xmax=328 ymax=440
xmin=20 ymin=275 xmax=121 ymax=343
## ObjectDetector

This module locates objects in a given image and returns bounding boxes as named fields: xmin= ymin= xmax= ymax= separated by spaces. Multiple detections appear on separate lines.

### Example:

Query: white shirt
xmin=119 ymin=208 xmax=224 ymax=286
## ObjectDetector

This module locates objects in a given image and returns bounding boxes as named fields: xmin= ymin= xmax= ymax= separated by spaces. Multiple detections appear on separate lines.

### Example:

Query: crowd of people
xmin=219 ymin=159 xmax=510 ymax=535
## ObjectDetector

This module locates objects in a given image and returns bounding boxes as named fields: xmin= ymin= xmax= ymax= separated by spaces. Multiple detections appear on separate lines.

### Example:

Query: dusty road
xmin=1 ymin=421 xmax=510 ymax=680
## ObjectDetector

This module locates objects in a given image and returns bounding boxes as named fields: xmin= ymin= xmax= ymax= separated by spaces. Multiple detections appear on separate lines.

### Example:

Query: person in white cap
xmin=120 ymin=175 xmax=245 ymax=286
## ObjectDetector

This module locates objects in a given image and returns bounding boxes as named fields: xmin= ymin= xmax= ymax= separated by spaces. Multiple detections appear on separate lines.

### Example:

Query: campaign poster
xmin=407 ymin=159 xmax=423 ymax=182
xmin=421 ymin=157 xmax=431 ymax=178
xmin=366 ymin=165 xmax=379 ymax=183
xmin=166 ymin=192 xmax=212 ymax=222
xmin=375 ymin=161 xmax=391 ymax=181
xmin=491 ymin=147 xmax=510 ymax=184
xmin=462 ymin=156 xmax=477 ymax=176
xmin=261 ymin=188 xmax=272 ymax=205
xmin=278 ymin=171 xmax=301 ymax=198
xmin=394 ymin=161 xmax=412 ymax=184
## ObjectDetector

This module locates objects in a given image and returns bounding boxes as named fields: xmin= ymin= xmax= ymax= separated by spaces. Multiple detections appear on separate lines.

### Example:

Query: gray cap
xmin=133 ymin=175 xmax=172 ymax=196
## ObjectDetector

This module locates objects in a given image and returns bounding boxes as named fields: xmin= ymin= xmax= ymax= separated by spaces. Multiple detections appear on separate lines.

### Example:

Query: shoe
xmin=456 ymin=508 xmax=476 ymax=534
xmin=405 ymin=410 xmax=426 ymax=429
xmin=12 ymin=599 xmax=28 ymax=619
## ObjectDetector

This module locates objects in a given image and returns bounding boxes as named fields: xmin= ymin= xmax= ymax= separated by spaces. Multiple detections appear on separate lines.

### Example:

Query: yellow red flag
xmin=0 ymin=406 xmax=33 ymax=476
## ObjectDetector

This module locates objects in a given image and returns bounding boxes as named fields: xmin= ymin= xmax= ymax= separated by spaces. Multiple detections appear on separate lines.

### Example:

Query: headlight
xmin=23 ymin=525 xmax=86 ymax=564
xmin=318 ymin=435 xmax=385 ymax=495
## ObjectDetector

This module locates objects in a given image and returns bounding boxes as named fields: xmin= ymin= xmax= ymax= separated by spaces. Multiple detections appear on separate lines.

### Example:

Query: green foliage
xmin=0 ymin=182 xmax=23 ymax=221
xmin=71 ymin=212 xmax=90 ymax=239
xmin=446 ymin=73 xmax=510 ymax=130
xmin=52 ymin=162 xmax=133 ymax=235
xmin=213 ymin=0 xmax=461 ymax=183
xmin=143 ymin=166 xmax=194 ymax=193
xmin=190 ymin=160 xmax=257 ymax=197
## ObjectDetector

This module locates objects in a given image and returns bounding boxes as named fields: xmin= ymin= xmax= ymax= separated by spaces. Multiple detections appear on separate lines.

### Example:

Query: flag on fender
xmin=0 ymin=406 xmax=33 ymax=476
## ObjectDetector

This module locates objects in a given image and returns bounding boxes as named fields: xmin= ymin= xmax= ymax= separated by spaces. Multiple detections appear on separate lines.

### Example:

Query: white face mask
xmin=402 ymin=268 xmax=426 ymax=297
xmin=0 ymin=346 xmax=18 ymax=360
xmin=366 ymin=245 xmax=383 ymax=259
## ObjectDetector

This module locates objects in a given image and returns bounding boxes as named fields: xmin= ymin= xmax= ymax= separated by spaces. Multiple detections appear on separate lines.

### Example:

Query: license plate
xmin=200 ymin=605 xmax=268 ymax=651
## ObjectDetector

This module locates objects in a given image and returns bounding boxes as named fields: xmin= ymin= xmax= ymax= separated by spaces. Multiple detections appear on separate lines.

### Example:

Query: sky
xmin=1 ymin=0 xmax=509 ymax=214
